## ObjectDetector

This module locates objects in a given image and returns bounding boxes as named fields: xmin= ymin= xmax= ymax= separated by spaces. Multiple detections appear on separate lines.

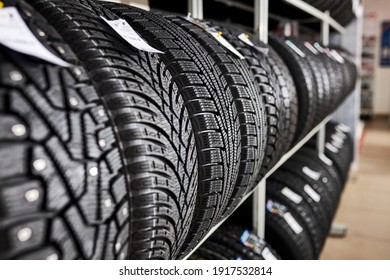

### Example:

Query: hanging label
xmin=285 ymin=40 xmax=306 ymax=58
xmin=101 ymin=17 xmax=163 ymax=54
xmin=334 ymin=131 xmax=347 ymax=140
xmin=281 ymin=187 xmax=302 ymax=204
xmin=314 ymin=42 xmax=325 ymax=53
xmin=326 ymin=142 xmax=340 ymax=153
xmin=262 ymin=247 xmax=278 ymax=260
xmin=319 ymin=153 xmax=333 ymax=166
xmin=304 ymin=42 xmax=319 ymax=55
xmin=284 ymin=212 xmax=303 ymax=234
xmin=331 ymin=134 xmax=345 ymax=145
xmin=0 ymin=7 xmax=71 ymax=67
xmin=302 ymin=166 xmax=321 ymax=181
xmin=210 ymin=31 xmax=245 ymax=59
xmin=238 ymin=33 xmax=269 ymax=55
xmin=337 ymin=123 xmax=351 ymax=133
xmin=304 ymin=184 xmax=321 ymax=203
xmin=182 ymin=16 xmax=244 ymax=59
xmin=330 ymin=49 xmax=345 ymax=64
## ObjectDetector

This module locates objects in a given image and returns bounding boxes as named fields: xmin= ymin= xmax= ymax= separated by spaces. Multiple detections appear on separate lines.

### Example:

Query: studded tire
xmin=30 ymin=0 xmax=199 ymax=259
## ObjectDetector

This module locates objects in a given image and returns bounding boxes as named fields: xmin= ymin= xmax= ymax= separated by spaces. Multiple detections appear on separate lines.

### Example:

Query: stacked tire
xmin=190 ymin=225 xmax=280 ymax=260
xmin=0 ymin=0 xmax=356 ymax=260
xmin=264 ymin=122 xmax=354 ymax=259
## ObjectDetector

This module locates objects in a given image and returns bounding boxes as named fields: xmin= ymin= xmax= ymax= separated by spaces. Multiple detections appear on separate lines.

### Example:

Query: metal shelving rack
xmin=182 ymin=0 xmax=362 ymax=259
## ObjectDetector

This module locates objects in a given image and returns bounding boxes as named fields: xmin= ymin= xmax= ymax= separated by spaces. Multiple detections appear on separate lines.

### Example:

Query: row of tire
xmin=193 ymin=122 xmax=354 ymax=260
xmin=303 ymin=0 xmax=358 ymax=27
xmin=0 ymin=0 xmax=356 ymax=260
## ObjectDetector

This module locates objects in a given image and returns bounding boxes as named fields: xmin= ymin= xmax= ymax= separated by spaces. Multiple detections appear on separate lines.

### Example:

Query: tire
xmin=98 ymin=1 xmax=243 ymax=256
xmin=267 ymin=182 xmax=324 ymax=258
xmin=287 ymin=153 xmax=341 ymax=216
xmin=192 ymin=225 xmax=280 ymax=260
xmin=269 ymin=33 xmax=318 ymax=143
xmin=201 ymin=22 xmax=283 ymax=180
xmin=279 ymin=161 xmax=335 ymax=223
xmin=0 ymin=0 xmax=131 ymax=260
xmin=31 ymin=0 xmax=199 ymax=259
xmin=293 ymin=39 xmax=331 ymax=124
xmin=265 ymin=199 xmax=314 ymax=260
xmin=269 ymin=169 xmax=330 ymax=237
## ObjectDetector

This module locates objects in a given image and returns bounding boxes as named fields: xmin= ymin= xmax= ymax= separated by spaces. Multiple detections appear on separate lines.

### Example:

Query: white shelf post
xmin=188 ymin=0 xmax=203 ymax=19
xmin=253 ymin=0 xmax=269 ymax=239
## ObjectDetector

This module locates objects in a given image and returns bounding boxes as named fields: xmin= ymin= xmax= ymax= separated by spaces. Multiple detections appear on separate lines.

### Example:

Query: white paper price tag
xmin=182 ymin=16 xmax=244 ymax=59
xmin=304 ymin=184 xmax=321 ymax=203
xmin=281 ymin=187 xmax=302 ymax=204
xmin=286 ymin=40 xmax=306 ymax=58
xmin=304 ymin=42 xmax=319 ymax=55
xmin=337 ymin=123 xmax=351 ymax=133
xmin=319 ymin=153 xmax=333 ymax=166
xmin=302 ymin=166 xmax=321 ymax=181
xmin=210 ymin=31 xmax=245 ymax=59
xmin=101 ymin=17 xmax=163 ymax=54
xmin=284 ymin=212 xmax=303 ymax=234
xmin=238 ymin=33 xmax=269 ymax=55
xmin=262 ymin=247 xmax=278 ymax=260
xmin=0 ymin=7 xmax=71 ymax=67
xmin=326 ymin=142 xmax=340 ymax=153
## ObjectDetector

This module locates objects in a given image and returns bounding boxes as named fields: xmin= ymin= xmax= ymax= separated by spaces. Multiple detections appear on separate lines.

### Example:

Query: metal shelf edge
xmin=182 ymin=115 xmax=332 ymax=259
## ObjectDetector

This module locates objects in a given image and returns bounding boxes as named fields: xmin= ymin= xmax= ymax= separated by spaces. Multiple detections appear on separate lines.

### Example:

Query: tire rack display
xmin=183 ymin=0 xmax=361 ymax=259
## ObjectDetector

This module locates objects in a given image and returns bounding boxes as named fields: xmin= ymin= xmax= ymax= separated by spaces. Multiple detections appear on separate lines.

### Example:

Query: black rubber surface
xmin=269 ymin=33 xmax=318 ymax=143
xmin=98 ymin=1 xmax=245 ymax=256
xmin=30 ymin=0 xmax=200 ymax=259
xmin=267 ymin=180 xmax=324 ymax=258
xmin=270 ymin=170 xmax=330 ymax=235
xmin=0 ymin=0 xmax=132 ymax=260
xmin=265 ymin=199 xmax=314 ymax=260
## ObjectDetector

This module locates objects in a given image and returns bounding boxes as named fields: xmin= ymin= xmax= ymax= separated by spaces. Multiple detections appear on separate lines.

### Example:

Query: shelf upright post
xmin=254 ymin=0 xmax=269 ymax=44
xmin=316 ymin=10 xmax=330 ymax=155
xmin=253 ymin=0 xmax=269 ymax=239
xmin=188 ymin=0 xmax=203 ymax=19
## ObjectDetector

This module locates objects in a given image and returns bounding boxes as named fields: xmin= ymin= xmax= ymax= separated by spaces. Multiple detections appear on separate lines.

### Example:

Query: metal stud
xmin=119 ymin=252 xmax=126 ymax=260
xmin=57 ymin=46 xmax=65 ymax=54
xmin=25 ymin=189 xmax=39 ymax=202
xmin=98 ymin=109 xmax=105 ymax=117
xmin=17 ymin=227 xmax=32 ymax=242
xmin=98 ymin=139 xmax=107 ymax=148
xmin=122 ymin=207 xmax=128 ymax=217
xmin=104 ymin=198 xmax=112 ymax=208
xmin=37 ymin=29 xmax=45 ymax=37
xmin=69 ymin=97 xmax=79 ymax=107
xmin=46 ymin=253 xmax=58 ymax=260
xmin=74 ymin=68 xmax=82 ymax=76
xmin=11 ymin=124 xmax=26 ymax=137
xmin=89 ymin=166 xmax=98 ymax=177
xmin=10 ymin=70 xmax=23 ymax=81
xmin=33 ymin=159 xmax=47 ymax=171
xmin=115 ymin=242 xmax=121 ymax=253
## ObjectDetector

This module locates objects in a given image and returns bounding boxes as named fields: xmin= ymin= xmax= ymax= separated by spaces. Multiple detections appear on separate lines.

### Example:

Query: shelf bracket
xmin=253 ymin=179 xmax=266 ymax=239
xmin=321 ymin=10 xmax=330 ymax=46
